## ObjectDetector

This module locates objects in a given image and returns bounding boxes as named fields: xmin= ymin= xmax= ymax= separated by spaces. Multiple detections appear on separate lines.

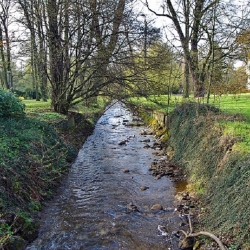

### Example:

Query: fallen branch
xmin=179 ymin=215 xmax=226 ymax=250
xmin=189 ymin=231 xmax=227 ymax=250
xmin=176 ymin=193 xmax=226 ymax=250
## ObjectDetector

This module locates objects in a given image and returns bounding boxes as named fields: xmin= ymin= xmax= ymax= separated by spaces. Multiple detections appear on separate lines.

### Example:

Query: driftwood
xmin=179 ymin=214 xmax=226 ymax=250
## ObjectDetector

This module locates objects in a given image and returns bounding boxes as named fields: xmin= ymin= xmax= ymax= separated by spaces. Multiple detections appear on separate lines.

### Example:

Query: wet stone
xmin=140 ymin=186 xmax=149 ymax=191
xmin=151 ymin=204 xmax=163 ymax=211
xmin=118 ymin=140 xmax=127 ymax=145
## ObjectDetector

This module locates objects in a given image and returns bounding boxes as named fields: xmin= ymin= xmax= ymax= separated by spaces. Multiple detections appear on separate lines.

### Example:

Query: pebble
xmin=140 ymin=186 xmax=149 ymax=191
xmin=151 ymin=204 xmax=163 ymax=210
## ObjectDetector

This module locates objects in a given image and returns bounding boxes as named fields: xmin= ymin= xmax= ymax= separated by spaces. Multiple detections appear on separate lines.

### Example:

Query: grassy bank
xmin=131 ymin=94 xmax=250 ymax=249
xmin=0 ymin=97 xmax=107 ymax=249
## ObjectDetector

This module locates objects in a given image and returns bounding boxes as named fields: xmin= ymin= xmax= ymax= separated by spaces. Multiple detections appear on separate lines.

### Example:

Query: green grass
xmin=130 ymin=93 xmax=250 ymax=153
xmin=23 ymin=99 xmax=52 ymax=110
xmin=130 ymin=93 xmax=250 ymax=118
xmin=23 ymin=97 xmax=108 ymax=124
xmin=210 ymin=93 xmax=250 ymax=120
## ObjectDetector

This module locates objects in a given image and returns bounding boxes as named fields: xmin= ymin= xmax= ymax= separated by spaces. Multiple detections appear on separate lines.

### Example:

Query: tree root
xmin=179 ymin=214 xmax=226 ymax=250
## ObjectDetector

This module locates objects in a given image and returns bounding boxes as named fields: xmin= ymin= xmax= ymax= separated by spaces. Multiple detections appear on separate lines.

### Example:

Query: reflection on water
xmin=174 ymin=180 xmax=188 ymax=194
xmin=26 ymin=102 xmax=180 ymax=250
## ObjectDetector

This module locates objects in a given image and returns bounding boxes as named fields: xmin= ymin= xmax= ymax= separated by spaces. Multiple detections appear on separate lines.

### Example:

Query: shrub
xmin=0 ymin=89 xmax=25 ymax=117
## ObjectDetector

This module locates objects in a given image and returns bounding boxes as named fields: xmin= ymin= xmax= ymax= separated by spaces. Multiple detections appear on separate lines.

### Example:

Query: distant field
xmin=130 ymin=93 xmax=250 ymax=120
xmin=129 ymin=93 xmax=250 ymax=153
xmin=23 ymin=97 xmax=108 ymax=124
xmin=23 ymin=94 xmax=250 ymax=120
xmin=211 ymin=93 xmax=250 ymax=120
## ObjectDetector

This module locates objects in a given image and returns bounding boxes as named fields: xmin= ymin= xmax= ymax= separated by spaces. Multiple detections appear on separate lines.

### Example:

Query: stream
xmin=26 ymin=102 xmax=182 ymax=250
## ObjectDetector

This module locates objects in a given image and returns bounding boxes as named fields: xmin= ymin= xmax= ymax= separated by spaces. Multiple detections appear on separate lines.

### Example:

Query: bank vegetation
xmin=133 ymin=94 xmax=250 ymax=249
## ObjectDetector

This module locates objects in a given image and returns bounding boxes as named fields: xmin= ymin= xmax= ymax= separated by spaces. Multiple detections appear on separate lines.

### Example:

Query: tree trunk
xmin=37 ymin=3 xmax=48 ymax=102
xmin=183 ymin=57 xmax=190 ymax=98
xmin=47 ymin=0 xmax=67 ymax=114
xmin=0 ymin=25 xmax=8 ymax=89
xmin=190 ymin=0 xmax=205 ymax=97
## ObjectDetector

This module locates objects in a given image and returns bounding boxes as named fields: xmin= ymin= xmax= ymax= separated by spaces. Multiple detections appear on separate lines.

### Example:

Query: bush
xmin=0 ymin=89 xmax=25 ymax=117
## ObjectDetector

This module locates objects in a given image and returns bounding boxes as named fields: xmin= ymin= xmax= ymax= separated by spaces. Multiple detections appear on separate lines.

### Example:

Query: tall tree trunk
xmin=190 ymin=0 xmax=205 ymax=97
xmin=183 ymin=0 xmax=190 ymax=98
xmin=37 ymin=1 xmax=48 ymax=102
xmin=0 ymin=25 xmax=8 ymax=89
xmin=47 ymin=0 xmax=66 ymax=114
xmin=2 ymin=21 xmax=11 ymax=90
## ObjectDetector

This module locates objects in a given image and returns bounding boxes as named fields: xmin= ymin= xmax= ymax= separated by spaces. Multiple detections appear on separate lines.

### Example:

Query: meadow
xmin=130 ymin=93 xmax=250 ymax=153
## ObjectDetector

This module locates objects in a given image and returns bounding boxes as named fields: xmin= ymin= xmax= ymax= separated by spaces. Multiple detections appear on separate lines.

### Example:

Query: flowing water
xmin=26 ymin=102 xmax=181 ymax=250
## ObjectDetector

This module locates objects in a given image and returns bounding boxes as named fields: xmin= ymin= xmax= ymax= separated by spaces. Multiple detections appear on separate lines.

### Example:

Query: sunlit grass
xmin=23 ymin=99 xmax=52 ymax=111
xmin=130 ymin=93 xmax=250 ymax=118
xmin=211 ymin=93 xmax=250 ymax=121
xmin=130 ymin=93 xmax=250 ymax=154
xmin=23 ymin=97 xmax=108 ymax=125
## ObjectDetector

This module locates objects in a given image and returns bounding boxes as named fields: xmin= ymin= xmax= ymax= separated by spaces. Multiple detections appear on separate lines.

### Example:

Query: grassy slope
xmin=0 ymin=98 xmax=106 ymax=249
xmin=131 ymin=94 xmax=250 ymax=249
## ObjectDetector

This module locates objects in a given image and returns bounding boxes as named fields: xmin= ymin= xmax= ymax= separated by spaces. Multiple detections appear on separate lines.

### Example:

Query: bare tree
xmin=17 ymin=0 xmax=48 ymax=100
xmin=145 ymin=0 xmax=222 ymax=97
xmin=146 ymin=0 xmax=250 ymax=97
xmin=0 ymin=0 xmax=13 ymax=89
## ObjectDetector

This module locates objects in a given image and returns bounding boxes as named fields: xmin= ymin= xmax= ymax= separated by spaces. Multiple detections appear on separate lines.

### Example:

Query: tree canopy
xmin=0 ymin=0 xmax=249 ymax=113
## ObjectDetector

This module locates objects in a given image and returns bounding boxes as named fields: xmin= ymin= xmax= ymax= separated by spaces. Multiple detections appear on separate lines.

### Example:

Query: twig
xmin=187 ymin=214 xmax=193 ymax=233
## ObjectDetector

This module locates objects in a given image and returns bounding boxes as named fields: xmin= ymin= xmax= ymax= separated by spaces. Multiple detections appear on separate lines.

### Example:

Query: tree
xmin=144 ymin=41 xmax=182 ymax=95
xmin=0 ymin=0 xmax=13 ymax=89
xmin=17 ymin=0 xmax=48 ymax=101
xmin=145 ymin=0 xmax=250 ymax=98
xmin=237 ymin=29 xmax=250 ymax=87
xmin=17 ymin=0 xmax=129 ymax=114
xmin=146 ymin=0 xmax=221 ymax=97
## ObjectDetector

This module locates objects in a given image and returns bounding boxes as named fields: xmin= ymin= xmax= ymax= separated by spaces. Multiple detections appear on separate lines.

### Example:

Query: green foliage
xmin=124 ymin=41 xmax=182 ymax=97
xmin=0 ymin=223 xmax=12 ymax=238
xmin=0 ymin=116 xmax=76 ymax=211
xmin=0 ymin=89 xmax=25 ymax=117
xmin=29 ymin=201 xmax=42 ymax=212
xmin=0 ymin=96 xmax=107 ymax=248
xmin=146 ymin=42 xmax=182 ymax=95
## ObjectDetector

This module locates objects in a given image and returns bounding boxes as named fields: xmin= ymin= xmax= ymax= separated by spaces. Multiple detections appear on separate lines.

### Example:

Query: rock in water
xmin=179 ymin=236 xmax=195 ymax=250
xmin=151 ymin=204 xmax=163 ymax=210
xmin=140 ymin=186 xmax=149 ymax=191
xmin=118 ymin=140 xmax=127 ymax=145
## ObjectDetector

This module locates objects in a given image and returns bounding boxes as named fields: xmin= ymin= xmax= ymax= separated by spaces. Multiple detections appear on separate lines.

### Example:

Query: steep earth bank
xmin=140 ymin=103 xmax=249 ymax=249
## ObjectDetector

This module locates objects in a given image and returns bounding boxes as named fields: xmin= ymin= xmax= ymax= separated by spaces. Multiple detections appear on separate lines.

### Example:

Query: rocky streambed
xmin=26 ymin=102 xmax=193 ymax=250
